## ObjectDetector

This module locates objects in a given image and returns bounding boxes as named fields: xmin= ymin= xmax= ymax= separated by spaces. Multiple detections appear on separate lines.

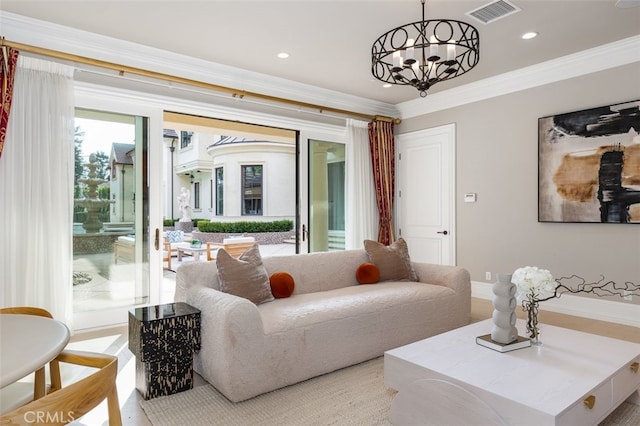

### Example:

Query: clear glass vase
xmin=523 ymin=298 xmax=541 ymax=345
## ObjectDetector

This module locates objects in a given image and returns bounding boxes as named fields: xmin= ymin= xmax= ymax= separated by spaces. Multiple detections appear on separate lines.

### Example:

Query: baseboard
xmin=472 ymin=281 xmax=640 ymax=328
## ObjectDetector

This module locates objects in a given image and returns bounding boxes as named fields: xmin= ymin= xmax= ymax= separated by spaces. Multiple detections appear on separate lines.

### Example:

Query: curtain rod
xmin=1 ymin=38 xmax=399 ymax=124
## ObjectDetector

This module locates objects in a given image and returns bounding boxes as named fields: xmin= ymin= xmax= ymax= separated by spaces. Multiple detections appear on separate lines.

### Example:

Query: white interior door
xmin=396 ymin=124 xmax=455 ymax=265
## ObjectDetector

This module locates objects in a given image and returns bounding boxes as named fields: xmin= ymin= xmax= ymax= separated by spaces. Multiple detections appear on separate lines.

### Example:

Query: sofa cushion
xmin=355 ymin=263 xmax=380 ymax=284
xmin=270 ymin=272 xmax=295 ymax=298
xmin=258 ymin=281 xmax=455 ymax=335
xmin=165 ymin=230 xmax=184 ymax=243
xmin=364 ymin=238 xmax=418 ymax=282
xmin=217 ymin=244 xmax=274 ymax=305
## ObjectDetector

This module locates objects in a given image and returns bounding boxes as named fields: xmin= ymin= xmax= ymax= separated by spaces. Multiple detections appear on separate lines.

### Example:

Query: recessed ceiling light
xmin=522 ymin=32 xmax=538 ymax=40
xmin=277 ymin=52 xmax=289 ymax=59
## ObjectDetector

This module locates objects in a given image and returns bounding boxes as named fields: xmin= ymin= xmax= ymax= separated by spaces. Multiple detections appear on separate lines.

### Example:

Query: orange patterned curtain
xmin=368 ymin=120 xmax=395 ymax=245
xmin=1 ymin=45 xmax=19 ymax=158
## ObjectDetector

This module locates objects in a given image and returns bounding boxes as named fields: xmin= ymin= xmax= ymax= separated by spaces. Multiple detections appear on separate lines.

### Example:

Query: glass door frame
xmin=73 ymin=86 xmax=163 ymax=331
xmin=297 ymin=128 xmax=348 ymax=254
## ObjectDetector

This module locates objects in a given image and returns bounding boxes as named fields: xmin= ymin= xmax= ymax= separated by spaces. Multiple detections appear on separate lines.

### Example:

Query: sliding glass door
xmin=72 ymin=108 xmax=151 ymax=329
xmin=308 ymin=140 xmax=346 ymax=252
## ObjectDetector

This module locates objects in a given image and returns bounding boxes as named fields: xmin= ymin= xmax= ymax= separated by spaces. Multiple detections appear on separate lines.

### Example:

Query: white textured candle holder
xmin=490 ymin=273 xmax=518 ymax=344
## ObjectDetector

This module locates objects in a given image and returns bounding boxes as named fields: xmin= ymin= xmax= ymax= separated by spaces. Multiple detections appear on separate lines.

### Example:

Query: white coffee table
xmin=385 ymin=319 xmax=640 ymax=426
xmin=174 ymin=242 xmax=208 ymax=261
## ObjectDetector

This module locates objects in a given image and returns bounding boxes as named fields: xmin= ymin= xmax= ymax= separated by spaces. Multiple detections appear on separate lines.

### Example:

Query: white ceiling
xmin=1 ymin=0 xmax=639 ymax=106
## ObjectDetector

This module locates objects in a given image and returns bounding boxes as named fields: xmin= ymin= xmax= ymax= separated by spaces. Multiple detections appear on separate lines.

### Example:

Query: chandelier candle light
xmin=371 ymin=0 xmax=480 ymax=97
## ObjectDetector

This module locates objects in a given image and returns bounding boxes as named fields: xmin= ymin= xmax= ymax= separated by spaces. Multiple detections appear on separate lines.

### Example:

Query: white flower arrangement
xmin=512 ymin=266 xmax=557 ymax=302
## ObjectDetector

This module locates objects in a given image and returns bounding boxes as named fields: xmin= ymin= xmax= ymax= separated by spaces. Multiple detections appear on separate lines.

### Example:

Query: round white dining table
xmin=0 ymin=314 xmax=70 ymax=388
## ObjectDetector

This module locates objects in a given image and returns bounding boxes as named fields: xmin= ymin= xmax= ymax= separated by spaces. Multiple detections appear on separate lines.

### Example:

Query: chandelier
xmin=371 ymin=0 xmax=480 ymax=98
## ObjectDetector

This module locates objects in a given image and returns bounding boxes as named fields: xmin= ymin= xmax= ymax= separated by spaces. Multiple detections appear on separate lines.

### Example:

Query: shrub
xmin=196 ymin=220 xmax=210 ymax=229
xmin=198 ymin=220 xmax=293 ymax=233
xmin=163 ymin=218 xmax=207 ymax=227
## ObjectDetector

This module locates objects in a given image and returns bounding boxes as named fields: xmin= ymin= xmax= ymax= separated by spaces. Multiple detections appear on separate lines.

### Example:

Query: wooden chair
xmin=0 ymin=307 xmax=62 ymax=399
xmin=0 ymin=350 xmax=122 ymax=426
xmin=206 ymin=240 xmax=257 ymax=261
xmin=162 ymin=240 xmax=172 ymax=270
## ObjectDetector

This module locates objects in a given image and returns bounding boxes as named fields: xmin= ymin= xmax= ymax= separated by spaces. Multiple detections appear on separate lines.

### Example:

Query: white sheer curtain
xmin=0 ymin=56 xmax=75 ymax=325
xmin=345 ymin=119 xmax=378 ymax=249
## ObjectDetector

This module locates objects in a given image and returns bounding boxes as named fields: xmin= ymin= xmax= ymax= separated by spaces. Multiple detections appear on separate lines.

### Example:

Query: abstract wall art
xmin=538 ymin=100 xmax=640 ymax=223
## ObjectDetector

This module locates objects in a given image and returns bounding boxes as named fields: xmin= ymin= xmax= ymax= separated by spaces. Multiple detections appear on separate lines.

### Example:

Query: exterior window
xmin=193 ymin=181 xmax=200 ymax=210
xmin=241 ymin=165 xmax=262 ymax=216
xmin=180 ymin=131 xmax=193 ymax=149
xmin=215 ymin=167 xmax=224 ymax=216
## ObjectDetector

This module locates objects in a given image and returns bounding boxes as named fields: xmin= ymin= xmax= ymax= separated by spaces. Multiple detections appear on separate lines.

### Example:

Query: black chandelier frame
xmin=371 ymin=0 xmax=480 ymax=98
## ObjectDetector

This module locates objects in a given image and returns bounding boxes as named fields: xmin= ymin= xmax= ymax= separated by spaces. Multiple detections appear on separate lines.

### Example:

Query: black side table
xmin=128 ymin=302 xmax=201 ymax=400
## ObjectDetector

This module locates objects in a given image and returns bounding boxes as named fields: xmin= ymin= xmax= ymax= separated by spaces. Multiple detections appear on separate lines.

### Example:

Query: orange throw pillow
xmin=356 ymin=262 xmax=380 ymax=284
xmin=269 ymin=272 xmax=295 ymax=298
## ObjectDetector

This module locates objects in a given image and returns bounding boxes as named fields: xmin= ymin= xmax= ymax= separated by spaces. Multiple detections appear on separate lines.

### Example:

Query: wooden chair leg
xmin=107 ymin=388 xmax=123 ymax=426
xmin=49 ymin=359 xmax=62 ymax=393
xmin=33 ymin=367 xmax=46 ymax=400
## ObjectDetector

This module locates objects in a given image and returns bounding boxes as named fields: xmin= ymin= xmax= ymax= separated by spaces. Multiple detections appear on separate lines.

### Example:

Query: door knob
xmin=437 ymin=230 xmax=448 ymax=235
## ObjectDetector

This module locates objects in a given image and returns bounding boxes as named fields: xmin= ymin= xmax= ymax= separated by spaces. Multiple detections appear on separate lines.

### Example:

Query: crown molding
xmin=398 ymin=34 xmax=640 ymax=119
xmin=0 ymin=11 xmax=399 ymax=120
xmin=4 ymin=11 xmax=636 ymax=122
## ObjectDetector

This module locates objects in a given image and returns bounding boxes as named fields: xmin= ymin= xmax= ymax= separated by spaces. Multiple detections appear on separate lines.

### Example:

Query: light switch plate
xmin=464 ymin=193 xmax=477 ymax=203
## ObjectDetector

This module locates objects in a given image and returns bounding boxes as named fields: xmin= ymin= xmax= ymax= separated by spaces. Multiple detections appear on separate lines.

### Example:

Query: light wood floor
xmin=471 ymin=298 xmax=640 ymax=343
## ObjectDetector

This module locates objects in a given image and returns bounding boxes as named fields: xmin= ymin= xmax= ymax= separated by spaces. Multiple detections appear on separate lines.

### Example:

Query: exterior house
xmin=207 ymin=136 xmax=296 ymax=223
xmin=109 ymin=143 xmax=135 ymax=223
xmin=162 ymin=131 xmax=296 ymax=224
xmin=162 ymin=129 xmax=214 ymax=221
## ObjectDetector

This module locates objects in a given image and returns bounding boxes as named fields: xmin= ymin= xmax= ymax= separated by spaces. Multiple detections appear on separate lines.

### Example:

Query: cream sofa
xmin=174 ymin=249 xmax=471 ymax=402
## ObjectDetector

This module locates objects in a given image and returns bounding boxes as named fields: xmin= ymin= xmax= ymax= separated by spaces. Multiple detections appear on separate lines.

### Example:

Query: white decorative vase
xmin=490 ymin=273 xmax=518 ymax=344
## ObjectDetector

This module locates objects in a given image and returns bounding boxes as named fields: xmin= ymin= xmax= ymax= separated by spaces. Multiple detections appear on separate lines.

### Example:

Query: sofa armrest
xmin=412 ymin=262 xmax=471 ymax=297
xmin=184 ymin=287 xmax=264 ymax=341
xmin=184 ymin=287 xmax=265 ymax=399
xmin=174 ymin=261 xmax=220 ymax=303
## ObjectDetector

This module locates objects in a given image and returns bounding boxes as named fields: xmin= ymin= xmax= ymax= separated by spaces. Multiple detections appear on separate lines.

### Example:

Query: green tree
xmin=74 ymin=126 xmax=85 ymax=198
xmin=92 ymin=151 xmax=109 ymax=181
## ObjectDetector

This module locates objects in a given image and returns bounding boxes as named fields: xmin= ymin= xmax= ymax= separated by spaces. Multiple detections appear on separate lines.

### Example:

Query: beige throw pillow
xmin=216 ymin=244 xmax=274 ymax=305
xmin=364 ymin=238 xmax=418 ymax=282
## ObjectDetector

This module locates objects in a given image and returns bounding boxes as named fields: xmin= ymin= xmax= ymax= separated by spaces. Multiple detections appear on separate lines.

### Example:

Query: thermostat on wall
xmin=464 ymin=193 xmax=477 ymax=203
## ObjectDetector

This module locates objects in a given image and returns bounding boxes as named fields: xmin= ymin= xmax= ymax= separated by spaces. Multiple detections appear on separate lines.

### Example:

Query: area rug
xmin=140 ymin=357 xmax=640 ymax=426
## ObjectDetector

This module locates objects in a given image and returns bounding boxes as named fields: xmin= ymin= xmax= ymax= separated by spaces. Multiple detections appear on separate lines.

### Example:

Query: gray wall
xmin=397 ymin=63 xmax=640 ymax=303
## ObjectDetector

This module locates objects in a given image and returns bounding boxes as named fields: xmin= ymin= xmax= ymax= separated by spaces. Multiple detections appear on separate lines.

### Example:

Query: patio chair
xmin=206 ymin=237 xmax=257 ymax=261
xmin=164 ymin=230 xmax=186 ymax=257
xmin=162 ymin=241 xmax=172 ymax=270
